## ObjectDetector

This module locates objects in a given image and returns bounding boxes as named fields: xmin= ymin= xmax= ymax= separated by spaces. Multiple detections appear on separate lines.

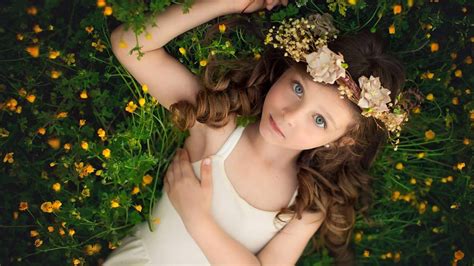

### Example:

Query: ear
xmin=338 ymin=136 xmax=355 ymax=147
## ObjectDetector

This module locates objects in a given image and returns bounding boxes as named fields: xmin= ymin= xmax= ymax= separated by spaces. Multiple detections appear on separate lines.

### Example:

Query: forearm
xmin=110 ymin=1 xmax=237 ymax=54
xmin=187 ymin=215 xmax=261 ymax=265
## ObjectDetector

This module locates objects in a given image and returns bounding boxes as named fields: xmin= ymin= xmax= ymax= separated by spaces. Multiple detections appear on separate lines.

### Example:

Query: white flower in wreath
xmin=357 ymin=75 xmax=392 ymax=112
xmin=304 ymin=45 xmax=346 ymax=84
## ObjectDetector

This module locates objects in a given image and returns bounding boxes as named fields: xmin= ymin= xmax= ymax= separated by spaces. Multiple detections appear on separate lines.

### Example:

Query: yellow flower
xmin=354 ymin=231 xmax=362 ymax=243
xmin=254 ymin=53 xmax=261 ymax=60
xmin=110 ymin=199 xmax=120 ymax=208
xmin=52 ymin=200 xmax=62 ymax=211
xmin=85 ymin=26 xmax=94 ymax=34
xmin=26 ymin=94 xmax=36 ymax=103
xmin=347 ymin=0 xmax=357 ymax=5
xmin=450 ymin=52 xmax=458 ymax=60
xmin=454 ymin=69 xmax=462 ymax=78
xmin=26 ymin=6 xmax=38 ymax=15
xmin=424 ymin=178 xmax=432 ymax=187
xmin=218 ymin=24 xmax=226 ymax=33
xmin=97 ymin=128 xmax=107 ymax=140
xmin=412 ymin=106 xmax=421 ymax=114
xmin=59 ymin=228 xmax=65 ymax=236
xmin=464 ymin=56 xmax=472 ymax=64
xmin=102 ymin=148 xmax=111 ymax=158
xmin=418 ymin=202 xmax=426 ymax=214
xmin=199 ymin=59 xmax=208 ymax=67
xmin=34 ymin=239 xmax=43 ymax=247
xmin=18 ymin=87 xmax=27 ymax=97
xmin=139 ymin=98 xmax=145 ymax=107
xmin=47 ymin=226 xmax=55 ymax=232
xmin=84 ymin=243 xmax=102 ymax=255
xmin=417 ymin=152 xmax=425 ymax=159
xmin=131 ymin=186 xmax=140 ymax=195
xmin=103 ymin=6 xmax=113 ymax=16
xmin=72 ymin=258 xmax=81 ymax=265
xmin=391 ymin=191 xmax=400 ymax=201
xmin=409 ymin=178 xmax=416 ymax=185
xmin=430 ymin=42 xmax=439 ymax=52
xmin=81 ymin=188 xmax=91 ymax=198
xmin=426 ymin=93 xmax=434 ymax=101
xmin=463 ymin=138 xmax=470 ymax=145
xmin=64 ymin=143 xmax=72 ymax=150
xmin=50 ymin=70 xmax=62 ymax=79
xmin=142 ymin=174 xmax=153 ymax=185
xmin=452 ymin=97 xmax=459 ymax=105
xmin=41 ymin=202 xmax=54 ymax=213
xmin=424 ymin=130 xmax=435 ymax=140
xmin=57 ymin=112 xmax=68 ymax=118
xmin=79 ymin=119 xmax=86 ymax=127
xmin=456 ymin=162 xmax=465 ymax=170
xmin=26 ymin=45 xmax=40 ymax=58
xmin=393 ymin=4 xmax=402 ymax=14
xmin=395 ymin=162 xmax=404 ymax=170
xmin=108 ymin=241 xmax=117 ymax=250
xmin=19 ymin=201 xmax=28 ymax=211
xmin=68 ymin=228 xmax=75 ymax=236
xmin=179 ymin=47 xmax=186 ymax=55
xmin=447 ymin=175 xmax=453 ymax=182
xmin=52 ymin=182 xmax=61 ymax=192
xmin=3 ymin=152 xmax=14 ymax=163
xmin=33 ymin=24 xmax=43 ymax=33
xmin=81 ymin=141 xmax=89 ymax=150
xmin=134 ymin=205 xmax=142 ymax=212
xmin=454 ymin=250 xmax=464 ymax=261
xmin=17 ymin=33 xmax=24 ymax=41
xmin=126 ymin=101 xmax=138 ymax=113
xmin=80 ymin=90 xmax=88 ymax=99
xmin=97 ymin=0 xmax=106 ymax=7
xmin=30 ymin=230 xmax=39 ymax=237
xmin=49 ymin=50 xmax=60 ymax=59
xmin=431 ymin=205 xmax=439 ymax=212
xmin=363 ymin=249 xmax=370 ymax=257
xmin=48 ymin=138 xmax=61 ymax=149
xmin=142 ymin=84 xmax=149 ymax=93
xmin=388 ymin=24 xmax=395 ymax=35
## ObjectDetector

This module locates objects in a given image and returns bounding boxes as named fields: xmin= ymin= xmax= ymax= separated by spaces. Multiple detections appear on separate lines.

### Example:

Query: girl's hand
xmin=233 ymin=0 xmax=289 ymax=14
xmin=163 ymin=148 xmax=214 ymax=227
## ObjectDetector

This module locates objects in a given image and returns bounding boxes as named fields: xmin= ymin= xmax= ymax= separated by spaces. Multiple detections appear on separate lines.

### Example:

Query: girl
xmin=105 ymin=0 xmax=408 ymax=265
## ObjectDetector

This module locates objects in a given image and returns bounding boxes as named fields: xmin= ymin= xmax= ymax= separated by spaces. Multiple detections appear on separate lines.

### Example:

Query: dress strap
xmin=215 ymin=125 xmax=245 ymax=160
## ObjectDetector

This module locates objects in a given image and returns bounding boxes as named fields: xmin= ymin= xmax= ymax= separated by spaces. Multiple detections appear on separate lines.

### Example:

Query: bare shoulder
xmin=257 ymin=210 xmax=325 ymax=265
xmin=183 ymin=113 xmax=238 ymax=163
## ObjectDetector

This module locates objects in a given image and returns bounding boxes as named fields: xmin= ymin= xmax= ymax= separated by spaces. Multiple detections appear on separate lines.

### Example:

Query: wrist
xmin=185 ymin=212 xmax=214 ymax=235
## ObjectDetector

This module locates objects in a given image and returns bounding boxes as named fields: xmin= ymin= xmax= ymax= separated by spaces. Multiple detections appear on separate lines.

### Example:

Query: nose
xmin=282 ymin=104 xmax=305 ymax=128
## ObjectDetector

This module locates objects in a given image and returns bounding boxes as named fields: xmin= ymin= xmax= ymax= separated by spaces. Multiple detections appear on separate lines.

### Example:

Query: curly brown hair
xmin=169 ymin=23 xmax=406 ymax=264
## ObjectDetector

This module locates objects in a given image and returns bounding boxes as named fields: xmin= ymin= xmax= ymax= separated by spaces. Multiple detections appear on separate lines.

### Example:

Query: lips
xmin=270 ymin=115 xmax=285 ymax=138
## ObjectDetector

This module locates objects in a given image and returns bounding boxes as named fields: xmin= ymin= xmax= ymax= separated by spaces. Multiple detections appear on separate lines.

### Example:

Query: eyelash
xmin=291 ymin=81 xmax=327 ymax=129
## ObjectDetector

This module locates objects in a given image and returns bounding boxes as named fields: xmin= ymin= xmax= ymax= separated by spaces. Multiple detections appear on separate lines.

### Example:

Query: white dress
xmin=103 ymin=125 xmax=299 ymax=265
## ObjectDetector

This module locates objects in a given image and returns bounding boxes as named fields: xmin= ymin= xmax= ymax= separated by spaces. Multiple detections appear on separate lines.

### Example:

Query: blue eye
xmin=291 ymin=81 xmax=327 ymax=129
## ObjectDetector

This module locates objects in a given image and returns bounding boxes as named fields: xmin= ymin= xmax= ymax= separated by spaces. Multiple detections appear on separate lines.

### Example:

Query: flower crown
xmin=264 ymin=14 xmax=417 ymax=150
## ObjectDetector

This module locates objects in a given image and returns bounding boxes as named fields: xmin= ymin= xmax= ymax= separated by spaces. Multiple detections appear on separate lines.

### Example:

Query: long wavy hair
xmin=169 ymin=19 xmax=406 ymax=264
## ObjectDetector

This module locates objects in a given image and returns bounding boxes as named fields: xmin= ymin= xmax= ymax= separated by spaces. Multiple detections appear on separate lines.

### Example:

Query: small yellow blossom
xmin=82 ymin=188 xmax=91 ymax=198
xmin=363 ymin=249 xmax=370 ymax=257
xmin=50 ymin=70 xmax=62 ymax=79
xmin=49 ymin=50 xmax=60 ymax=59
xmin=391 ymin=191 xmax=400 ymax=201
xmin=33 ymin=24 xmax=43 ymax=33
xmin=431 ymin=205 xmax=439 ymax=212
xmin=139 ymin=98 xmax=145 ymax=107
xmin=81 ymin=141 xmax=89 ymax=150
xmin=254 ymin=53 xmax=261 ymax=60
xmin=142 ymin=84 xmax=149 ymax=93
xmin=59 ymin=228 xmax=65 ymax=236
xmin=395 ymin=162 xmax=404 ymax=170
xmin=26 ymin=45 xmax=40 ymax=58
xmin=18 ymin=87 xmax=27 ymax=97
xmin=426 ymin=93 xmax=434 ymax=101
xmin=85 ymin=26 xmax=94 ymax=34
xmin=425 ymin=130 xmax=435 ymax=140
xmin=134 ymin=205 xmax=143 ymax=212
xmin=97 ymin=0 xmax=106 ymax=7
xmin=452 ymin=97 xmax=459 ymax=105
xmin=425 ymin=178 xmax=433 ymax=187
xmin=354 ymin=231 xmax=362 ymax=243
xmin=47 ymin=226 xmax=54 ymax=232
xmin=19 ymin=201 xmax=28 ymax=211
xmin=97 ymin=128 xmax=107 ymax=141
xmin=126 ymin=101 xmax=138 ymax=113
xmin=388 ymin=24 xmax=395 ymax=35
xmin=68 ymin=228 xmax=75 ymax=236
xmin=417 ymin=152 xmax=425 ymax=159
xmin=72 ymin=258 xmax=81 ymax=265
xmin=179 ymin=47 xmax=186 ymax=55
xmin=110 ymin=199 xmax=120 ymax=208
xmin=347 ymin=0 xmax=357 ymax=5
xmin=48 ymin=138 xmax=61 ymax=150
xmin=84 ymin=243 xmax=102 ymax=255
xmin=56 ymin=112 xmax=68 ymax=119
xmin=109 ymin=241 xmax=117 ymax=250
xmin=64 ymin=143 xmax=72 ymax=150
xmin=91 ymin=40 xmax=106 ymax=52
xmin=418 ymin=202 xmax=426 ymax=214
xmin=393 ymin=4 xmax=402 ymax=14
xmin=80 ymin=90 xmax=88 ymax=99
xmin=450 ymin=52 xmax=457 ymax=60
xmin=447 ymin=175 xmax=453 ymax=182
xmin=30 ymin=230 xmax=39 ymax=237
xmin=218 ymin=24 xmax=226 ymax=33
xmin=26 ymin=94 xmax=36 ymax=103
xmin=26 ymin=6 xmax=38 ymax=15
xmin=199 ymin=59 xmax=208 ymax=67
xmin=52 ymin=200 xmax=62 ymax=211
xmin=79 ymin=119 xmax=86 ymax=127
xmin=41 ymin=202 xmax=54 ymax=213
xmin=430 ymin=42 xmax=439 ymax=52
xmin=34 ymin=239 xmax=43 ymax=247
xmin=3 ymin=152 xmax=14 ymax=163
xmin=17 ymin=33 xmax=24 ymax=41
xmin=454 ymin=250 xmax=464 ymax=261
xmin=464 ymin=56 xmax=472 ymax=64
xmin=52 ymin=182 xmax=61 ymax=192
xmin=142 ymin=174 xmax=153 ymax=185
xmin=103 ymin=6 xmax=113 ymax=16
xmin=102 ymin=148 xmax=111 ymax=158
xmin=131 ymin=186 xmax=140 ymax=195
xmin=454 ymin=69 xmax=462 ymax=78
xmin=456 ymin=162 xmax=465 ymax=170
xmin=412 ymin=106 xmax=421 ymax=113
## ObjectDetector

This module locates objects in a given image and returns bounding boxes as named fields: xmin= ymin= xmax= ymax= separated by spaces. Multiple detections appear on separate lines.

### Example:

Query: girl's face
xmin=259 ymin=66 xmax=357 ymax=150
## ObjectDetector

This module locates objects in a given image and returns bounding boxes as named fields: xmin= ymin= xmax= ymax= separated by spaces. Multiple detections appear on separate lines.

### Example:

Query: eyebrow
xmin=296 ymin=70 xmax=339 ymax=130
